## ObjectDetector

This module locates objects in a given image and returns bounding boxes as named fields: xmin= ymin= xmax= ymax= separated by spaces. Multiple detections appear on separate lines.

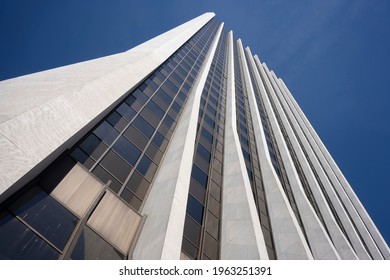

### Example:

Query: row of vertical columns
xmin=276 ymin=77 xmax=389 ymax=259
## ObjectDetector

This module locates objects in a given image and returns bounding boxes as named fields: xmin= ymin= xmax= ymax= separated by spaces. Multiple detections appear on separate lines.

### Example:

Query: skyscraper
xmin=0 ymin=12 xmax=388 ymax=260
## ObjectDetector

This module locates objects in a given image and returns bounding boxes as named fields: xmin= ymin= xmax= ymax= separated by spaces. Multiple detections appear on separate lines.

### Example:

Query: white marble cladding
xmin=252 ymin=55 xmax=339 ymax=260
xmin=237 ymin=40 xmax=312 ymax=260
xmin=0 ymin=12 xmax=215 ymax=201
xmin=277 ymin=78 xmax=390 ymax=260
xmin=220 ymin=32 xmax=269 ymax=260
xmin=132 ymin=23 xmax=224 ymax=260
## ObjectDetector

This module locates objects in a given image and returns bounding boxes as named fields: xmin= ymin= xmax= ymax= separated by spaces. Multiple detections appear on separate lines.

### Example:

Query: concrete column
xmin=237 ymin=41 xmax=312 ymax=260
xmin=278 ymin=78 xmax=389 ymax=259
xmin=273 ymin=76 xmax=372 ymax=259
xmin=264 ymin=66 xmax=358 ymax=259
xmin=132 ymin=23 xmax=224 ymax=260
xmin=251 ymin=57 xmax=340 ymax=260
xmin=220 ymin=31 xmax=269 ymax=260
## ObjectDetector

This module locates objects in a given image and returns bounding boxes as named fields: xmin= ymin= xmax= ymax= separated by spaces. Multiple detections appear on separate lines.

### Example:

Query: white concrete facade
xmin=132 ymin=21 xmax=224 ymax=259
xmin=0 ymin=12 xmax=216 ymax=202
xmin=237 ymin=41 xmax=312 ymax=260
xmin=220 ymin=32 xmax=269 ymax=260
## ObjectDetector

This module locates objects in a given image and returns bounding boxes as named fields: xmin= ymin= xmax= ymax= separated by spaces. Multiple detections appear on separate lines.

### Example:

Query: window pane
xmin=136 ymin=156 xmax=157 ymax=182
xmin=186 ymin=195 xmax=204 ymax=224
xmin=132 ymin=116 xmax=155 ymax=138
xmin=70 ymin=226 xmax=124 ymax=260
xmin=70 ymin=148 xmax=95 ymax=169
xmin=93 ymin=121 xmax=119 ymax=145
xmin=151 ymin=132 xmax=168 ymax=151
xmin=100 ymin=150 xmax=132 ymax=183
xmin=120 ymin=188 xmax=142 ymax=210
xmin=183 ymin=216 xmax=201 ymax=246
xmin=0 ymin=211 xmax=59 ymax=260
xmin=79 ymin=134 xmax=108 ymax=160
xmin=146 ymin=100 xmax=165 ymax=119
xmin=112 ymin=136 xmax=141 ymax=166
xmin=92 ymin=165 xmax=122 ymax=193
xmin=116 ymin=103 xmax=136 ymax=121
xmin=196 ymin=144 xmax=211 ymax=162
xmin=191 ymin=165 xmax=208 ymax=188
xmin=126 ymin=171 xmax=150 ymax=200
xmin=182 ymin=237 xmax=198 ymax=260
xmin=9 ymin=187 xmax=78 ymax=250
xmin=123 ymin=125 xmax=149 ymax=151
xmin=107 ymin=111 xmax=128 ymax=132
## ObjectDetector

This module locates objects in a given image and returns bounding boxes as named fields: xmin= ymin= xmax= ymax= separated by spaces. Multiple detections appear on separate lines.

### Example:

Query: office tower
xmin=0 ymin=13 xmax=388 ymax=260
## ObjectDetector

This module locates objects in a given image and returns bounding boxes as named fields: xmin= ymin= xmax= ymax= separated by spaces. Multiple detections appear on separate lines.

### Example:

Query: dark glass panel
xmin=120 ymin=188 xmax=142 ymax=210
xmin=132 ymin=116 xmax=155 ymax=139
xmin=200 ymin=127 xmax=213 ymax=143
xmin=79 ymin=134 xmax=108 ymax=160
xmin=196 ymin=144 xmax=211 ymax=162
xmin=191 ymin=165 xmax=208 ymax=188
xmin=157 ymin=123 xmax=172 ymax=139
xmin=146 ymin=100 xmax=165 ymax=119
xmin=182 ymin=238 xmax=198 ymax=260
xmin=155 ymin=88 xmax=172 ymax=106
xmin=183 ymin=216 xmax=201 ymax=246
xmin=209 ymin=180 xmax=221 ymax=202
xmin=203 ymin=232 xmax=218 ymax=260
xmin=0 ymin=211 xmax=59 ymax=260
xmin=70 ymin=226 xmax=124 ymax=260
xmin=92 ymin=165 xmax=122 ymax=193
xmin=100 ymin=150 xmax=132 ymax=183
xmin=163 ymin=114 xmax=175 ymax=129
xmin=9 ymin=187 xmax=78 ymax=250
xmin=123 ymin=125 xmax=149 ymax=151
xmin=189 ymin=179 xmax=206 ymax=204
xmin=140 ymin=107 xmax=160 ymax=128
xmin=126 ymin=171 xmax=150 ymax=200
xmin=207 ymin=195 xmax=220 ymax=218
xmin=116 ymin=102 xmax=136 ymax=121
xmin=205 ymin=212 xmax=219 ymax=240
xmin=145 ymin=144 xmax=163 ymax=165
xmin=70 ymin=148 xmax=95 ymax=169
xmin=93 ymin=121 xmax=119 ymax=145
xmin=186 ymin=195 xmax=204 ymax=224
xmin=151 ymin=132 xmax=168 ymax=151
xmin=136 ymin=156 xmax=157 ymax=182
xmin=112 ymin=136 xmax=141 ymax=166
xmin=193 ymin=154 xmax=210 ymax=175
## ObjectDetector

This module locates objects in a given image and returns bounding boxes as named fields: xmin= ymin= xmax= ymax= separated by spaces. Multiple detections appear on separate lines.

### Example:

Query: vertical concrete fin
xmin=253 ymin=58 xmax=339 ymax=259
xmin=220 ymin=31 xmax=269 ymax=260
xmin=132 ymin=22 xmax=224 ymax=260
xmin=238 ymin=43 xmax=312 ymax=260
xmin=278 ymin=78 xmax=389 ymax=259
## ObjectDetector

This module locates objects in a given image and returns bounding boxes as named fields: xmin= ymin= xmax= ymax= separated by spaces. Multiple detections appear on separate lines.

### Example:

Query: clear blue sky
xmin=1 ymin=0 xmax=389 ymax=247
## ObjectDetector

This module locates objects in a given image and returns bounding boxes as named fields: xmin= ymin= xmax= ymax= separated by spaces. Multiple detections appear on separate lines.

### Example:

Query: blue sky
xmin=1 ymin=1 xmax=389 ymax=247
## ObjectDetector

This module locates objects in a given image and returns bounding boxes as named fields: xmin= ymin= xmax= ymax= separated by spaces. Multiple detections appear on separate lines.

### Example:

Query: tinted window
xmin=112 ymin=136 xmax=141 ymax=166
xmin=191 ymin=165 xmax=208 ymax=187
xmin=132 ymin=116 xmax=155 ymax=138
xmin=9 ymin=187 xmax=78 ymax=250
xmin=0 ymin=211 xmax=59 ymax=260
xmin=94 ymin=121 xmax=119 ymax=145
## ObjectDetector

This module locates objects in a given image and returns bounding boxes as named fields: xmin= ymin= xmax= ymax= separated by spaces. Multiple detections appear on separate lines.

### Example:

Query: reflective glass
xmin=112 ymin=136 xmax=141 ymax=166
xmin=94 ymin=121 xmax=119 ymax=145
xmin=9 ymin=187 xmax=78 ymax=250
xmin=186 ymin=195 xmax=204 ymax=224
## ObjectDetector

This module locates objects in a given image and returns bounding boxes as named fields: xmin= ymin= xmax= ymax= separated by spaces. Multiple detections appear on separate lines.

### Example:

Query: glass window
xmin=94 ymin=121 xmax=119 ymax=145
xmin=182 ymin=237 xmax=198 ymax=260
xmin=191 ymin=165 xmax=208 ymax=188
xmin=163 ymin=114 xmax=175 ymax=129
xmin=79 ymin=134 xmax=108 ymax=160
xmin=203 ymin=232 xmax=218 ymax=259
xmin=183 ymin=216 xmax=201 ymax=246
xmin=200 ymin=127 xmax=213 ymax=143
xmin=123 ymin=125 xmax=149 ymax=151
xmin=126 ymin=171 xmax=150 ymax=200
xmin=189 ymin=179 xmax=206 ymax=204
xmin=116 ymin=103 xmax=136 ymax=121
xmin=120 ymin=188 xmax=142 ymax=210
xmin=146 ymin=100 xmax=165 ymax=119
xmin=136 ymin=156 xmax=157 ymax=182
xmin=106 ymin=111 xmax=128 ymax=132
xmin=70 ymin=148 xmax=95 ymax=169
xmin=151 ymin=132 xmax=168 ymax=151
xmin=112 ymin=136 xmax=141 ymax=166
xmin=186 ymin=195 xmax=204 ymax=224
xmin=140 ymin=107 xmax=160 ymax=128
xmin=92 ymin=165 xmax=122 ymax=193
xmin=145 ymin=143 xmax=163 ymax=165
xmin=0 ymin=211 xmax=59 ymax=260
xmin=100 ymin=150 xmax=132 ymax=183
xmin=70 ymin=226 xmax=124 ymax=260
xmin=205 ymin=211 xmax=219 ymax=240
xmin=132 ymin=116 xmax=155 ymax=139
xmin=196 ymin=144 xmax=211 ymax=162
xmin=9 ymin=187 xmax=78 ymax=250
